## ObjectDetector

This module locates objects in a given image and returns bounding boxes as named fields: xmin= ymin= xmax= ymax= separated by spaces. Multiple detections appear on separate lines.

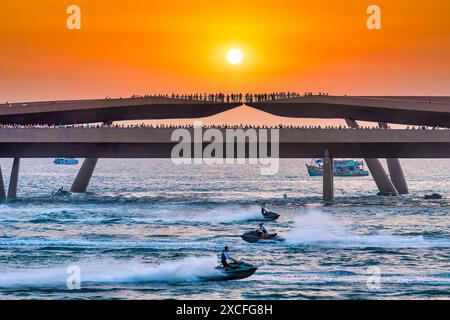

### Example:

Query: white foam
xmin=0 ymin=256 xmax=221 ymax=287
xmin=0 ymin=205 xmax=262 ymax=225
xmin=196 ymin=206 xmax=262 ymax=223
xmin=285 ymin=210 xmax=433 ymax=248
xmin=144 ymin=205 xmax=262 ymax=224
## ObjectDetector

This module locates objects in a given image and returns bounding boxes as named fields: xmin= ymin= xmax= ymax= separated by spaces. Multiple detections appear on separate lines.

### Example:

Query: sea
xmin=0 ymin=158 xmax=449 ymax=299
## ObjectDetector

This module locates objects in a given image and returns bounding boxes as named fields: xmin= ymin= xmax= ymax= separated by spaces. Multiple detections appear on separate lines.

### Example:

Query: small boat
xmin=262 ymin=209 xmax=280 ymax=221
xmin=424 ymin=193 xmax=443 ymax=200
xmin=241 ymin=231 xmax=282 ymax=243
xmin=202 ymin=262 xmax=257 ymax=281
xmin=52 ymin=188 xmax=72 ymax=196
xmin=52 ymin=190 xmax=72 ymax=197
xmin=307 ymin=159 xmax=369 ymax=177
xmin=53 ymin=158 xmax=79 ymax=165
xmin=377 ymin=191 xmax=397 ymax=196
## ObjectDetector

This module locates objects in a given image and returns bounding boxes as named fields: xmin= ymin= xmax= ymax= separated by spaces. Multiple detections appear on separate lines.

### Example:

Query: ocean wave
xmin=0 ymin=256 xmax=221 ymax=287
xmin=0 ymin=194 xmax=282 ymax=206
xmin=0 ymin=205 xmax=265 ymax=225
xmin=0 ymin=238 xmax=218 ymax=251
xmin=284 ymin=210 xmax=450 ymax=248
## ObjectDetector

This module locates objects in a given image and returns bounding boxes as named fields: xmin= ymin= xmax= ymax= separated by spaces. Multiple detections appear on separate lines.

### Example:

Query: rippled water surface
xmin=0 ymin=158 xmax=449 ymax=299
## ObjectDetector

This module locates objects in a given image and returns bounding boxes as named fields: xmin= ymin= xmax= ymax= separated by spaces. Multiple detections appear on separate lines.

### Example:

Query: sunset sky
xmin=1 ymin=0 xmax=449 ymax=104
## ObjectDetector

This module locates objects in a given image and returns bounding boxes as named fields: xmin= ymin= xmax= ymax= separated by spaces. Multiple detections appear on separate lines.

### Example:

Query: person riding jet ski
xmin=202 ymin=248 xmax=256 ymax=281
xmin=256 ymin=223 xmax=269 ymax=239
xmin=261 ymin=203 xmax=267 ymax=215
xmin=260 ymin=203 xmax=280 ymax=220
xmin=220 ymin=246 xmax=237 ymax=271
xmin=53 ymin=187 xmax=71 ymax=196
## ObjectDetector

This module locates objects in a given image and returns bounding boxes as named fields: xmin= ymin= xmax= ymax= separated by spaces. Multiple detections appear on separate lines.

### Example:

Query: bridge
xmin=1 ymin=95 xmax=449 ymax=201
xmin=2 ymin=95 xmax=450 ymax=126
xmin=246 ymin=95 xmax=450 ymax=127
xmin=0 ymin=97 xmax=241 ymax=125
xmin=1 ymin=128 xmax=449 ymax=159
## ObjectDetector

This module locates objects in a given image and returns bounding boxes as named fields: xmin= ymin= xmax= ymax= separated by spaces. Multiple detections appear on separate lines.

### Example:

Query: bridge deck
xmin=1 ymin=128 xmax=449 ymax=158
xmin=1 ymin=96 xmax=450 ymax=126
xmin=0 ymin=97 xmax=241 ymax=125
xmin=247 ymin=96 xmax=450 ymax=127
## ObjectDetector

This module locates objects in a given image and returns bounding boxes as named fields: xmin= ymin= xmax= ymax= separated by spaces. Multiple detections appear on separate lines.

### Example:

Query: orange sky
xmin=1 ymin=0 xmax=449 ymax=103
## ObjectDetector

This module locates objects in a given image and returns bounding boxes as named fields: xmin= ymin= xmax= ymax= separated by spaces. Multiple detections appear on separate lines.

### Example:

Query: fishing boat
xmin=53 ymin=158 xmax=79 ymax=165
xmin=306 ymin=158 xmax=369 ymax=177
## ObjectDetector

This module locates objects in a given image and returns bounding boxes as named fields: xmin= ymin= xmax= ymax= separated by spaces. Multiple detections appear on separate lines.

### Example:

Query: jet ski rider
xmin=221 ymin=246 xmax=237 ymax=270
xmin=256 ymin=223 xmax=269 ymax=239
xmin=261 ymin=202 xmax=267 ymax=214
xmin=257 ymin=223 xmax=267 ymax=234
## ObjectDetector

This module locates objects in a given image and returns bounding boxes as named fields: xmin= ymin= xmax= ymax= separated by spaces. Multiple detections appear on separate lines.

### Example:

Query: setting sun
xmin=227 ymin=49 xmax=244 ymax=65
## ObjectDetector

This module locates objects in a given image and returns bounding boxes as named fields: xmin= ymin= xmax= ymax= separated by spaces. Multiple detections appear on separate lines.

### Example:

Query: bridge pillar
xmin=0 ymin=165 xmax=6 ymax=200
xmin=364 ymin=159 xmax=398 ymax=196
xmin=345 ymin=119 xmax=398 ymax=196
xmin=70 ymin=121 xmax=112 ymax=193
xmin=386 ymin=158 xmax=409 ymax=195
xmin=70 ymin=158 xmax=98 ymax=193
xmin=378 ymin=123 xmax=409 ymax=194
xmin=323 ymin=150 xmax=334 ymax=202
xmin=7 ymin=158 xmax=20 ymax=199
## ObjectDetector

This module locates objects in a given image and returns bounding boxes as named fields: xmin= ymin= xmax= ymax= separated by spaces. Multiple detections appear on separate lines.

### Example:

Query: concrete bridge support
xmin=0 ymin=165 xmax=6 ymax=200
xmin=7 ymin=158 xmax=20 ymax=199
xmin=70 ymin=158 xmax=98 ymax=193
xmin=70 ymin=121 xmax=111 ymax=193
xmin=345 ymin=119 xmax=398 ymax=196
xmin=377 ymin=123 xmax=409 ymax=195
xmin=386 ymin=158 xmax=409 ymax=194
xmin=323 ymin=150 xmax=334 ymax=201
xmin=364 ymin=158 xmax=398 ymax=195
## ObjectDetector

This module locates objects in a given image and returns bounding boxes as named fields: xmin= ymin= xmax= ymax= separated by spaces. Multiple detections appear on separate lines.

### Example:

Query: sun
xmin=227 ymin=49 xmax=244 ymax=65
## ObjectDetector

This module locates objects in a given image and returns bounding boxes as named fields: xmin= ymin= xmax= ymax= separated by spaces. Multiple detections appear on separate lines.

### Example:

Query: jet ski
xmin=424 ymin=193 xmax=443 ymax=200
xmin=241 ymin=230 xmax=281 ymax=243
xmin=202 ymin=262 xmax=257 ymax=281
xmin=377 ymin=191 xmax=396 ymax=196
xmin=262 ymin=209 xmax=280 ymax=221
xmin=52 ymin=189 xmax=72 ymax=197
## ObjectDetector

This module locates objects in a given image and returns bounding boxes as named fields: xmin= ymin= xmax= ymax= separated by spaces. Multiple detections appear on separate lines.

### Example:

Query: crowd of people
xmin=0 ymin=92 xmax=446 ymax=131
xmin=2 ymin=91 xmax=330 ymax=106
xmin=0 ymin=123 xmax=447 ymax=130
xmin=126 ymin=91 xmax=327 ymax=103
xmin=5 ymin=92 xmax=448 ymax=106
